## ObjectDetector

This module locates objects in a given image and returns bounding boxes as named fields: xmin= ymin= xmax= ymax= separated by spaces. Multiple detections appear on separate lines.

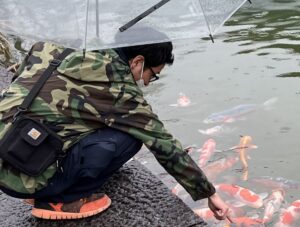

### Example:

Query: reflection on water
xmin=226 ymin=1 xmax=299 ymax=41
xmin=226 ymin=1 xmax=300 ymax=79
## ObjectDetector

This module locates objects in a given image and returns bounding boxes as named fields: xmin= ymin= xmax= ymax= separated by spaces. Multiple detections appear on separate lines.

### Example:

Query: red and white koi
xmin=198 ymin=125 xmax=235 ymax=136
xmin=203 ymin=156 xmax=239 ymax=181
xmin=198 ymin=139 xmax=216 ymax=168
xmin=262 ymin=189 xmax=285 ymax=223
xmin=251 ymin=176 xmax=300 ymax=191
xmin=215 ymin=184 xmax=266 ymax=208
xmin=231 ymin=216 xmax=263 ymax=227
xmin=198 ymin=125 xmax=224 ymax=136
xmin=275 ymin=200 xmax=300 ymax=227
xmin=194 ymin=208 xmax=215 ymax=222
xmin=194 ymin=206 xmax=246 ymax=222
xmin=169 ymin=92 xmax=192 ymax=107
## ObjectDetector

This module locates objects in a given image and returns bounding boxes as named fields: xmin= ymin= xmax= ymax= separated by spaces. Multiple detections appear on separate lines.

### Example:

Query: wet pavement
xmin=0 ymin=160 xmax=205 ymax=227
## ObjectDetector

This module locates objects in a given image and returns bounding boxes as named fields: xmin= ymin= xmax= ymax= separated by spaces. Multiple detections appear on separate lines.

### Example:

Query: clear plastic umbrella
xmin=0 ymin=0 xmax=250 ymax=50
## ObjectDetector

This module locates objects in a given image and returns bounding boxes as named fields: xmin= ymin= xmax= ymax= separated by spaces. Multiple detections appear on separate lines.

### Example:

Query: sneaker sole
xmin=24 ymin=199 xmax=34 ymax=205
xmin=31 ymin=195 xmax=111 ymax=220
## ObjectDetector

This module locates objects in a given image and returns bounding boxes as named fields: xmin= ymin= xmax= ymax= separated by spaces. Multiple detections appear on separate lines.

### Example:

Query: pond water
xmin=134 ymin=0 xmax=300 ymax=226
xmin=0 ymin=0 xmax=299 ymax=226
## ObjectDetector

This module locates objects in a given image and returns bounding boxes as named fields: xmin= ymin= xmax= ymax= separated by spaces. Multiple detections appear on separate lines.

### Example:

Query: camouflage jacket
xmin=0 ymin=42 xmax=215 ymax=200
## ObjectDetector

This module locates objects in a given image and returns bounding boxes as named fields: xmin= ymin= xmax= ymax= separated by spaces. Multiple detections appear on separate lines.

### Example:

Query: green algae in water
xmin=277 ymin=72 xmax=300 ymax=78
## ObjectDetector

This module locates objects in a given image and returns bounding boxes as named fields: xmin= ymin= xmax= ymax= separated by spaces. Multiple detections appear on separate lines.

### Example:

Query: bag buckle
xmin=12 ymin=107 xmax=27 ymax=123
xmin=50 ymin=59 xmax=62 ymax=67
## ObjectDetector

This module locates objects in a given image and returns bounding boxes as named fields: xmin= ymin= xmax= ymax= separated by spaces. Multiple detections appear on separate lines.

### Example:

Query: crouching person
xmin=0 ymin=35 xmax=231 ymax=221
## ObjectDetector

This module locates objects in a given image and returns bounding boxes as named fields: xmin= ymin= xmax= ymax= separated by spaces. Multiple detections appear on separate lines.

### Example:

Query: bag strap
xmin=13 ymin=48 xmax=74 ymax=121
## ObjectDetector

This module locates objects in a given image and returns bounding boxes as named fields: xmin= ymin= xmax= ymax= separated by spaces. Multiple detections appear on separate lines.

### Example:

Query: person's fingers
xmin=226 ymin=214 xmax=235 ymax=223
xmin=215 ymin=208 xmax=230 ymax=220
xmin=225 ymin=208 xmax=234 ymax=223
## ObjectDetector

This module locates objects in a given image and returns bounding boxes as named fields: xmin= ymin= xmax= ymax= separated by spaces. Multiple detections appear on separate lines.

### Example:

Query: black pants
xmin=1 ymin=128 xmax=142 ymax=203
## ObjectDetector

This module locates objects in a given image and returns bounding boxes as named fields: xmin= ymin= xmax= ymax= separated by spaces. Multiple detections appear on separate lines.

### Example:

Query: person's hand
xmin=208 ymin=193 xmax=234 ymax=223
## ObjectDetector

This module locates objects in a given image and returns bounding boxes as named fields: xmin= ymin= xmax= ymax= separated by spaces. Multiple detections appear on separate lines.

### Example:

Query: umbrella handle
xmin=119 ymin=0 xmax=170 ymax=32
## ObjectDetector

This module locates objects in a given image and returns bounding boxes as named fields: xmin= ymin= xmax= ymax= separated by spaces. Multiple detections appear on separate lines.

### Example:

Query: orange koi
xmin=215 ymin=184 xmax=265 ymax=208
xmin=198 ymin=139 xmax=216 ymax=167
xmin=232 ymin=135 xmax=257 ymax=181
xmin=275 ymin=200 xmax=300 ymax=227
xmin=235 ymin=136 xmax=257 ymax=169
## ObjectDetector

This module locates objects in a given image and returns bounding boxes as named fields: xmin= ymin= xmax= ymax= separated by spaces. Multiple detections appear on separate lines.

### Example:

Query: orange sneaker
xmin=31 ymin=193 xmax=111 ymax=220
xmin=24 ymin=199 xmax=35 ymax=205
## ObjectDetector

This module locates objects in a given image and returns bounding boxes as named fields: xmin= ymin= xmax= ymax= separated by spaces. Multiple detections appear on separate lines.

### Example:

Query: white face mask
xmin=136 ymin=61 xmax=145 ymax=88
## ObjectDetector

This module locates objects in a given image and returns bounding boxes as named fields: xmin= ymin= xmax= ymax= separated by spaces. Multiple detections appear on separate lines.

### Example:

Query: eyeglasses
xmin=149 ymin=67 xmax=160 ymax=82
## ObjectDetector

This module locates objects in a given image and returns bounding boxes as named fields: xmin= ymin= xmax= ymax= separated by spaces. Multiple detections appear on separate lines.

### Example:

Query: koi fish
xmin=203 ymin=97 xmax=278 ymax=124
xmin=194 ymin=206 xmax=246 ymax=222
xmin=275 ymin=200 xmax=300 ymax=227
xmin=232 ymin=135 xmax=257 ymax=181
xmin=203 ymin=156 xmax=239 ymax=181
xmin=251 ymin=176 xmax=300 ymax=190
xmin=215 ymin=184 xmax=266 ymax=208
xmin=193 ymin=208 xmax=215 ymax=222
xmin=262 ymin=189 xmax=285 ymax=224
xmin=236 ymin=136 xmax=254 ymax=169
xmin=198 ymin=125 xmax=235 ymax=136
xmin=231 ymin=216 xmax=263 ymax=227
xmin=198 ymin=139 xmax=216 ymax=167
xmin=169 ymin=92 xmax=192 ymax=107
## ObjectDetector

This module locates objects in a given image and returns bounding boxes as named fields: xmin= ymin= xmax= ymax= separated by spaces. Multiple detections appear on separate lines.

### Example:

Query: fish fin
xmin=229 ymin=146 xmax=238 ymax=151
xmin=249 ymin=144 xmax=258 ymax=149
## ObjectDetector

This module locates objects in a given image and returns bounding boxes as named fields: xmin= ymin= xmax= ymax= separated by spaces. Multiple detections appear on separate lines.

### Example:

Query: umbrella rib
xmin=96 ymin=0 xmax=99 ymax=38
xmin=119 ymin=0 xmax=170 ymax=32
xmin=197 ymin=0 xmax=213 ymax=42
xmin=83 ymin=0 xmax=90 ymax=58
xmin=211 ymin=0 xmax=249 ymax=38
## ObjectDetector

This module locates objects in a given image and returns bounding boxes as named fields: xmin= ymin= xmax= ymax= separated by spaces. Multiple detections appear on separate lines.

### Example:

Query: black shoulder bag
xmin=0 ymin=48 xmax=73 ymax=177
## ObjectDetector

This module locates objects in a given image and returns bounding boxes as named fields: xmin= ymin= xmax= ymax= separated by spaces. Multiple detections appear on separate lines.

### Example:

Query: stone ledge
xmin=0 ymin=160 xmax=206 ymax=227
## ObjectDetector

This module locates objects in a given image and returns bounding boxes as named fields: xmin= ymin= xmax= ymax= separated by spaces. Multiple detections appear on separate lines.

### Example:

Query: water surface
xmin=136 ymin=0 xmax=300 ymax=225
xmin=0 ymin=0 xmax=299 ymax=225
